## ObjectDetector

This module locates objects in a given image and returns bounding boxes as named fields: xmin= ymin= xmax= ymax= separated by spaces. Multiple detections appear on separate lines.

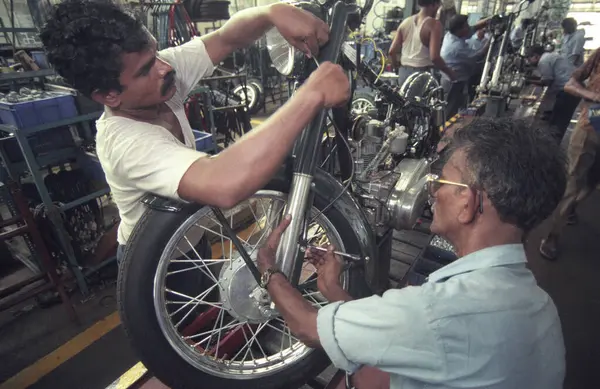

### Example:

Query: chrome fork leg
xmin=276 ymin=173 xmax=313 ymax=280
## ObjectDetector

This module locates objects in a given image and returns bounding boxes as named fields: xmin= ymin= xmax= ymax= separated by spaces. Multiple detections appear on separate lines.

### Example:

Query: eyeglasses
xmin=424 ymin=173 xmax=469 ymax=196
xmin=424 ymin=173 xmax=484 ymax=213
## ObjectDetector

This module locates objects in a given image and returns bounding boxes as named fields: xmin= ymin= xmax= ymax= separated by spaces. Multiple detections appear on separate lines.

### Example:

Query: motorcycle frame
xmin=479 ymin=0 xmax=535 ymax=93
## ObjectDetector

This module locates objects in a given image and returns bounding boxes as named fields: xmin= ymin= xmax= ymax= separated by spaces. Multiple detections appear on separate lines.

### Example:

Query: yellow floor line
xmin=105 ymin=362 xmax=148 ymax=389
xmin=250 ymin=118 xmax=264 ymax=126
xmin=0 ymin=312 xmax=121 ymax=389
xmin=2 ymin=213 xmax=268 ymax=389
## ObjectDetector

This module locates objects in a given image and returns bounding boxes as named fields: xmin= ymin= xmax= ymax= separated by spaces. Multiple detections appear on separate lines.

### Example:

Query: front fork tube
xmin=276 ymin=173 xmax=314 ymax=285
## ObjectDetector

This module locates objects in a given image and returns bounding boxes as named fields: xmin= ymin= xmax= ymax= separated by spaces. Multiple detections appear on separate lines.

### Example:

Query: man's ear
xmin=457 ymin=189 xmax=478 ymax=224
xmin=91 ymin=90 xmax=121 ymax=109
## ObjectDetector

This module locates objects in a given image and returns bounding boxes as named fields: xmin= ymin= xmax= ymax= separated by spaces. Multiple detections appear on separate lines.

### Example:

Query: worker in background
xmin=467 ymin=24 xmax=490 ymax=51
xmin=466 ymin=20 xmax=491 ymax=100
xmin=540 ymin=47 xmax=600 ymax=260
xmin=39 ymin=0 xmax=350 ymax=262
xmin=560 ymin=17 xmax=586 ymax=67
xmin=258 ymin=117 xmax=566 ymax=389
xmin=510 ymin=19 xmax=527 ymax=51
xmin=441 ymin=15 xmax=490 ymax=118
xmin=387 ymin=0 xmax=456 ymax=88
xmin=436 ymin=0 xmax=457 ymax=32
xmin=526 ymin=45 xmax=579 ymax=143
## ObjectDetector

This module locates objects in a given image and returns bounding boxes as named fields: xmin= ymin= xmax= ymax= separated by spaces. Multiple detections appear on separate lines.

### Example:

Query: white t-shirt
xmin=96 ymin=37 xmax=215 ymax=245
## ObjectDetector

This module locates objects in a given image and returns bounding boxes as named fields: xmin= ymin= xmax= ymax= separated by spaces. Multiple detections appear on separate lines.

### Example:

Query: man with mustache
xmin=40 ymin=0 xmax=349 ymax=261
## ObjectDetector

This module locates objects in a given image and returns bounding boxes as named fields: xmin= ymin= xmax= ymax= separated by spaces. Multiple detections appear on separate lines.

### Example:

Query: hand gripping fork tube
xmin=276 ymin=2 xmax=351 ymax=284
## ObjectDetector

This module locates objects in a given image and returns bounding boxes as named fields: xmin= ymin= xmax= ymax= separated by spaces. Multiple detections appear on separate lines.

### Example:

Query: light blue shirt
xmin=441 ymin=32 xmax=488 ymax=82
xmin=467 ymin=32 xmax=490 ymax=51
xmin=317 ymin=244 xmax=565 ymax=389
xmin=560 ymin=29 xmax=586 ymax=67
xmin=537 ymin=51 xmax=575 ymax=94
xmin=510 ymin=24 xmax=524 ymax=48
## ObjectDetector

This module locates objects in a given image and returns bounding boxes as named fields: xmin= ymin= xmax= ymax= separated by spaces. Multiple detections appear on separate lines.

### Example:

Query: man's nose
xmin=157 ymin=57 xmax=173 ymax=76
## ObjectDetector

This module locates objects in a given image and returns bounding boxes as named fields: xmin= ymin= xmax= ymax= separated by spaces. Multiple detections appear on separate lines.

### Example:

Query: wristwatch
xmin=260 ymin=267 xmax=285 ymax=288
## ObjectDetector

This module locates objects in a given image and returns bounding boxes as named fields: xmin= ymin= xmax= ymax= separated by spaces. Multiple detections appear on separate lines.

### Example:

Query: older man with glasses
xmin=255 ymin=117 xmax=567 ymax=389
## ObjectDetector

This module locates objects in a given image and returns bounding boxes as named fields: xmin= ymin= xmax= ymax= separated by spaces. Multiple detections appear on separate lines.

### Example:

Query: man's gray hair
xmin=444 ymin=118 xmax=567 ymax=232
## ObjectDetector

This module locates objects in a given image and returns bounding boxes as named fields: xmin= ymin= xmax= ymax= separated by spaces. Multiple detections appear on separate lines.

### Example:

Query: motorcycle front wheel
xmin=117 ymin=180 xmax=369 ymax=389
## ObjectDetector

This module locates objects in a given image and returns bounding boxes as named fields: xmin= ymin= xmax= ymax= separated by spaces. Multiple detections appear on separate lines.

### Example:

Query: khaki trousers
xmin=548 ymin=124 xmax=600 ymax=237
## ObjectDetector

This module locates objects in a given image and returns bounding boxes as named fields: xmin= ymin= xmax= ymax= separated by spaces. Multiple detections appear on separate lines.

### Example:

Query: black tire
xmin=117 ymin=177 xmax=370 ymax=389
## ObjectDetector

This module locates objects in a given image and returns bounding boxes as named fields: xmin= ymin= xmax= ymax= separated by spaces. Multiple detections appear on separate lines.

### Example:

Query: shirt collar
xmin=428 ymin=244 xmax=527 ymax=283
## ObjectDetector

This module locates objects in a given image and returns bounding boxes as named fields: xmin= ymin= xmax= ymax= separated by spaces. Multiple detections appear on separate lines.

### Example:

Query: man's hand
xmin=306 ymin=245 xmax=345 ymax=300
xmin=300 ymin=62 xmax=350 ymax=108
xmin=257 ymin=214 xmax=292 ymax=274
xmin=268 ymin=3 xmax=329 ymax=58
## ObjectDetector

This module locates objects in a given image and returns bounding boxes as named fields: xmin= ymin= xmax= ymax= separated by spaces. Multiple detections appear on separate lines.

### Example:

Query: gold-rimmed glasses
xmin=424 ymin=173 xmax=484 ymax=213
xmin=424 ymin=173 xmax=469 ymax=196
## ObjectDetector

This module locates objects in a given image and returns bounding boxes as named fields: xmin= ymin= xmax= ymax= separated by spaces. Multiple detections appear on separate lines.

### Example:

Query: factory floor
xmin=1 ymin=114 xmax=600 ymax=389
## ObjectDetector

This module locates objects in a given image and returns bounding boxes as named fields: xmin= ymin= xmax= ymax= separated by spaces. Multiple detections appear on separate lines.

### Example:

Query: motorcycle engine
xmin=351 ymin=119 xmax=430 ymax=233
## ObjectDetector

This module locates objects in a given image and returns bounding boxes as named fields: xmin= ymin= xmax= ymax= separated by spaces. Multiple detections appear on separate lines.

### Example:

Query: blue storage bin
xmin=0 ymin=94 xmax=78 ymax=129
xmin=192 ymin=130 xmax=215 ymax=152
xmin=30 ymin=51 xmax=50 ymax=69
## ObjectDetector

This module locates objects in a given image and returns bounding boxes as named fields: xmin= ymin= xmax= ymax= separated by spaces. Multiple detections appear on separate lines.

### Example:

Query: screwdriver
xmin=302 ymin=245 xmax=362 ymax=261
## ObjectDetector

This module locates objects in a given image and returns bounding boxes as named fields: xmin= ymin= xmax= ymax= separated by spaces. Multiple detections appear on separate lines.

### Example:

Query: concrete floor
xmin=0 ymin=190 xmax=599 ymax=389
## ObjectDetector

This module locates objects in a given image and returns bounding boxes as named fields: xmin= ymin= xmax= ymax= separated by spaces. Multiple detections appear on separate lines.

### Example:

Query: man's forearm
xmin=564 ymin=78 xmax=599 ymax=101
xmin=432 ymin=57 xmax=455 ymax=79
xmin=267 ymin=274 xmax=322 ymax=347
xmin=214 ymin=5 xmax=273 ymax=51
xmin=181 ymin=88 xmax=324 ymax=207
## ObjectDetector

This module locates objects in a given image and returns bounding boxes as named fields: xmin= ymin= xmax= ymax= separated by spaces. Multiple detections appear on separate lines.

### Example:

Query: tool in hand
xmin=302 ymin=245 xmax=362 ymax=261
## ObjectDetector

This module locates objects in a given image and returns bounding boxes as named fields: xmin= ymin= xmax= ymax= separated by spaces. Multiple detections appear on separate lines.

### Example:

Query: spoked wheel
xmin=118 ymin=182 xmax=369 ymax=389
xmin=351 ymin=90 xmax=376 ymax=115
xmin=233 ymin=83 xmax=262 ymax=114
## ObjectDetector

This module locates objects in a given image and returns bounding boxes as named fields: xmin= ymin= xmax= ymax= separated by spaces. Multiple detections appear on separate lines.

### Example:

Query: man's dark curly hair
xmin=39 ymin=0 xmax=151 ymax=97
xmin=444 ymin=117 xmax=566 ymax=232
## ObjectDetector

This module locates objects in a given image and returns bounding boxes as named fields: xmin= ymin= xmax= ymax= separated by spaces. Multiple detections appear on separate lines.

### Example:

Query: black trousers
xmin=550 ymin=91 xmax=581 ymax=143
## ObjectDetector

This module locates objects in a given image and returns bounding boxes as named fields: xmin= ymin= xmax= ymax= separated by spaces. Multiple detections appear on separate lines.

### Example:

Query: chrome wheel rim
xmin=351 ymin=97 xmax=375 ymax=115
xmin=153 ymin=191 xmax=347 ymax=379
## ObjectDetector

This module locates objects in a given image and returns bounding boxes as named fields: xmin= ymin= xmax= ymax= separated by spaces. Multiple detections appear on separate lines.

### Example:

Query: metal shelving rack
xmin=0 ymin=71 xmax=107 ymax=296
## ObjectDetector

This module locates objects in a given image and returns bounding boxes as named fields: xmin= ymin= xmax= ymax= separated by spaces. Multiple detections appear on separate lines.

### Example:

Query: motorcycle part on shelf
xmin=118 ymin=172 xmax=373 ymax=389
xmin=32 ymin=169 xmax=104 ymax=265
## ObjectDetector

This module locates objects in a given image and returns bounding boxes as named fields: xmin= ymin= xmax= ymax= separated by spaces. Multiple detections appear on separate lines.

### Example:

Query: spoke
xmin=167 ymin=283 xmax=218 ymax=317
xmin=176 ymin=245 xmax=219 ymax=285
xmin=230 ymin=322 xmax=269 ymax=362
xmin=240 ymin=326 xmax=258 ymax=364
xmin=213 ymin=306 xmax=227 ymax=358
xmin=203 ymin=308 xmax=225 ymax=356
xmin=304 ymin=291 xmax=328 ymax=309
xmin=170 ymin=259 xmax=226 ymax=264
xmin=246 ymin=324 xmax=269 ymax=361
xmin=184 ymin=319 xmax=240 ymax=341
xmin=265 ymin=321 xmax=300 ymax=346
xmin=192 ymin=323 xmax=245 ymax=348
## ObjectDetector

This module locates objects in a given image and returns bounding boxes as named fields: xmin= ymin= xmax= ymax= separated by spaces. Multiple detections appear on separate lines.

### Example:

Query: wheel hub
xmin=219 ymin=255 xmax=277 ymax=324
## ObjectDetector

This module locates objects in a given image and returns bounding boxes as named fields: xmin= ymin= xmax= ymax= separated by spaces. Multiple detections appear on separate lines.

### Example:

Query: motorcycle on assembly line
xmin=117 ymin=1 xmax=444 ymax=388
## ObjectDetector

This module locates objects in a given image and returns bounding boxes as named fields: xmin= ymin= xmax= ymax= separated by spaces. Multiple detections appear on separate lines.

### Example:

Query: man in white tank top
xmin=388 ymin=0 xmax=456 ymax=88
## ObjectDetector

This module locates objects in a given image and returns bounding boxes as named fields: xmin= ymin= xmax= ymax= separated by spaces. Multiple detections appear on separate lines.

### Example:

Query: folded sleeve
xmin=316 ymin=287 xmax=444 ymax=379
xmin=159 ymin=37 xmax=215 ymax=97
xmin=104 ymin=122 xmax=206 ymax=200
